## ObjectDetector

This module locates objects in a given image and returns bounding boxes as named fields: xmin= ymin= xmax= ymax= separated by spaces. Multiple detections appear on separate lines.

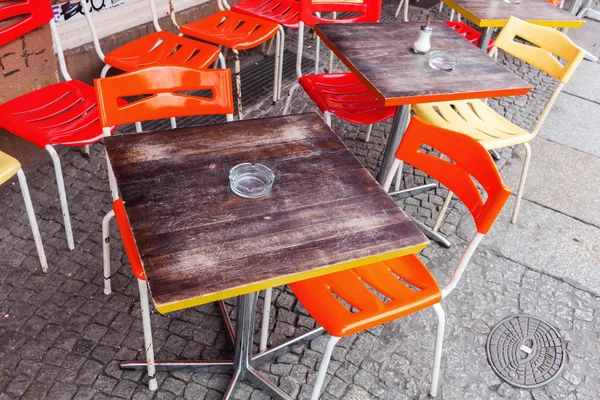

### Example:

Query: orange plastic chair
xmin=290 ymin=117 xmax=512 ymax=400
xmin=80 ymin=0 xmax=222 ymax=80
xmin=175 ymin=0 xmax=282 ymax=118
xmin=94 ymin=65 xmax=233 ymax=391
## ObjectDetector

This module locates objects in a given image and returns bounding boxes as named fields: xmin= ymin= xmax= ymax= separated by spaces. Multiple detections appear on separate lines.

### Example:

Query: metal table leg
xmin=121 ymin=294 xmax=323 ymax=399
xmin=377 ymin=106 xmax=452 ymax=248
xmin=479 ymin=27 xmax=494 ymax=51
xmin=377 ymin=105 xmax=411 ymax=185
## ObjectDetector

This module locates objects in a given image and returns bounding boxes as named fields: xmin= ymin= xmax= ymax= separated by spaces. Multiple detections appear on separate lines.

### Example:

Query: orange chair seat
xmin=105 ymin=31 xmax=221 ymax=72
xmin=180 ymin=10 xmax=279 ymax=51
xmin=299 ymin=73 xmax=396 ymax=125
xmin=0 ymin=80 xmax=104 ymax=148
xmin=232 ymin=0 xmax=300 ymax=29
xmin=289 ymin=254 xmax=442 ymax=337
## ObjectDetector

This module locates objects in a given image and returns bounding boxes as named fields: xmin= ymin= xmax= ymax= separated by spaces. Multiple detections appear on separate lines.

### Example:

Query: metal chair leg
xmin=273 ymin=31 xmax=281 ymax=104
xmin=365 ymin=124 xmax=373 ymax=142
xmin=259 ymin=288 xmax=273 ymax=352
xmin=512 ymin=142 xmax=531 ymax=224
xmin=430 ymin=303 xmax=445 ymax=397
xmin=282 ymin=82 xmax=301 ymax=115
xmin=433 ymin=190 xmax=453 ymax=233
xmin=278 ymin=26 xmax=286 ymax=101
xmin=323 ymin=111 xmax=332 ymax=127
xmin=233 ymin=50 xmax=243 ymax=120
xmin=311 ymin=335 xmax=341 ymax=400
xmin=395 ymin=0 xmax=405 ymax=19
xmin=45 ymin=145 xmax=74 ymax=250
xmin=102 ymin=210 xmax=115 ymax=295
xmin=138 ymin=278 xmax=158 ymax=391
xmin=17 ymin=169 xmax=48 ymax=273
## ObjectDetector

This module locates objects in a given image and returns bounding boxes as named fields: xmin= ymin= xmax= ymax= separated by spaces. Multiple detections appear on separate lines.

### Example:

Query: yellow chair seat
xmin=0 ymin=151 xmax=21 ymax=185
xmin=412 ymin=99 xmax=532 ymax=150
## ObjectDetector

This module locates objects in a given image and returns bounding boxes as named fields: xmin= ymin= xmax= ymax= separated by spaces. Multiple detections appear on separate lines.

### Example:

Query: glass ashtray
xmin=428 ymin=51 xmax=457 ymax=72
xmin=229 ymin=163 xmax=275 ymax=199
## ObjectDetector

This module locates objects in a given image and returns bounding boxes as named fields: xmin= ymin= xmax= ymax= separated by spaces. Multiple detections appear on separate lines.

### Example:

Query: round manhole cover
xmin=486 ymin=315 xmax=567 ymax=389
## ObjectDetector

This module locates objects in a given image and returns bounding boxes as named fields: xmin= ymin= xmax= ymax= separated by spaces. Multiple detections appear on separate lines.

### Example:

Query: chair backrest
xmin=0 ymin=0 xmax=53 ymax=47
xmin=113 ymin=199 xmax=146 ymax=281
xmin=494 ymin=16 xmax=585 ymax=84
xmin=94 ymin=65 xmax=234 ymax=128
xmin=395 ymin=117 xmax=511 ymax=235
xmin=299 ymin=0 xmax=381 ymax=28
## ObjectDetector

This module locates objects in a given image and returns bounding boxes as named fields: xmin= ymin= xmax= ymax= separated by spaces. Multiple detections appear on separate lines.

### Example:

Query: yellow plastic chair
xmin=412 ymin=16 xmax=586 ymax=226
xmin=0 ymin=151 xmax=48 ymax=272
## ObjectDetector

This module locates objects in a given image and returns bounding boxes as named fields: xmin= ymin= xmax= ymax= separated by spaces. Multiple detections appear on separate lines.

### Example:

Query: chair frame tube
xmin=17 ymin=169 xmax=49 ymax=273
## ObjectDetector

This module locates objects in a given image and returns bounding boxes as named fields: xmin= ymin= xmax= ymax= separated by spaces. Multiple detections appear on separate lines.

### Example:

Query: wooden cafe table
xmin=104 ymin=113 xmax=429 ymax=400
xmin=315 ymin=21 xmax=531 ymax=247
xmin=440 ymin=0 xmax=585 ymax=50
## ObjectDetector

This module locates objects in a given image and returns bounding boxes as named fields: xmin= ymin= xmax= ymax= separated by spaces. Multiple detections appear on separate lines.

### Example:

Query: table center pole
xmin=377 ymin=105 xmax=411 ymax=185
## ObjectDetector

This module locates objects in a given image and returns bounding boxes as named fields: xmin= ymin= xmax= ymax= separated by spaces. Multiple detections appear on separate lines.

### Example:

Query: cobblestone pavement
xmin=1 ymin=2 xmax=599 ymax=400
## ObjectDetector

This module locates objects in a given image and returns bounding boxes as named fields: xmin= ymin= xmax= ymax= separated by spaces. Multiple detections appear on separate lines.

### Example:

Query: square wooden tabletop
xmin=315 ymin=21 xmax=532 ymax=107
xmin=104 ymin=113 xmax=429 ymax=313
xmin=440 ymin=0 xmax=585 ymax=28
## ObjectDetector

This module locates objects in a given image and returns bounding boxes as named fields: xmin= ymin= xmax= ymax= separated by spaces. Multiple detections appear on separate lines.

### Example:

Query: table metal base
xmin=379 ymin=107 xmax=452 ymax=249
xmin=121 ymin=295 xmax=325 ymax=399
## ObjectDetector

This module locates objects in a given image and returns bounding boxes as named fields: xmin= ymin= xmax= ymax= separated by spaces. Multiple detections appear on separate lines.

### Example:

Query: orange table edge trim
xmin=314 ymin=26 xmax=533 ymax=107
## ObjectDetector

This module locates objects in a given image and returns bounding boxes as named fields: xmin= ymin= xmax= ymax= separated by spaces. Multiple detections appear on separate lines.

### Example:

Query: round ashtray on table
xmin=229 ymin=163 xmax=275 ymax=199
xmin=428 ymin=51 xmax=457 ymax=72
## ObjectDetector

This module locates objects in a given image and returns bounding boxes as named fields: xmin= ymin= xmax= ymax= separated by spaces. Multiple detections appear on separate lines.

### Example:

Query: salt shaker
xmin=413 ymin=16 xmax=432 ymax=54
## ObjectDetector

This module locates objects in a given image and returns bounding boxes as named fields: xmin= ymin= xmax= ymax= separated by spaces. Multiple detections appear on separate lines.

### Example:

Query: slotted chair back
xmin=94 ymin=65 xmax=234 ymax=133
xmin=390 ymin=117 xmax=511 ymax=296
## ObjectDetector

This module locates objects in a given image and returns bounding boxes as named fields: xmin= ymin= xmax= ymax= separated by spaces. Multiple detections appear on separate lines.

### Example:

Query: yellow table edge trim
xmin=154 ymin=241 xmax=430 ymax=314
xmin=440 ymin=0 xmax=585 ymax=29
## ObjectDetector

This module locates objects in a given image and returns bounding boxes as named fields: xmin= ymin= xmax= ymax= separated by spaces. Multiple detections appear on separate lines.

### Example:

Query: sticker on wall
xmin=52 ymin=0 xmax=127 ymax=24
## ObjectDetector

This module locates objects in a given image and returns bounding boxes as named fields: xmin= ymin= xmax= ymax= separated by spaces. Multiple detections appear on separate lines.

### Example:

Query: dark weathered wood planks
xmin=441 ymin=0 xmax=585 ymax=28
xmin=104 ymin=113 xmax=429 ymax=313
xmin=315 ymin=21 xmax=532 ymax=106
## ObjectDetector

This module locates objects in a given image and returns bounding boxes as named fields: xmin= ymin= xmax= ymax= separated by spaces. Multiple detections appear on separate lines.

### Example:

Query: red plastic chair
xmin=282 ymin=0 xmax=394 ymax=138
xmin=175 ymin=0 xmax=281 ymax=119
xmin=95 ymin=65 xmax=234 ymax=391
xmin=0 ymin=0 xmax=110 ymax=251
xmin=446 ymin=21 xmax=495 ymax=52
xmin=80 ymin=0 xmax=222 ymax=80
xmin=290 ymin=117 xmax=512 ymax=399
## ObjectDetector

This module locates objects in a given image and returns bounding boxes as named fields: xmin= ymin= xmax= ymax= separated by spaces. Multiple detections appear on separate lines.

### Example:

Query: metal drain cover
xmin=486 ymin=315 xmax=567 ymax=388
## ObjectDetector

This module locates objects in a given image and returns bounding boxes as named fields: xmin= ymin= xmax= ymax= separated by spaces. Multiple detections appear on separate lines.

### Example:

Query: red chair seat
xmin=180 ymin=10 xmax=279 ymax=51
xmin=299 ymin=73 xmax=396 ymax=125
xmin=289 ymin=254 xmax=442 ymax=337
xmin=446 ymin=21 xmax=495 ymax=52
xmin=232 ymin=0 xmax=300 ymax=29
xmin=0 ymin=80 xmax=104 ymax=148
xmin=105 ymin=31 xmax=221 ymax=72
